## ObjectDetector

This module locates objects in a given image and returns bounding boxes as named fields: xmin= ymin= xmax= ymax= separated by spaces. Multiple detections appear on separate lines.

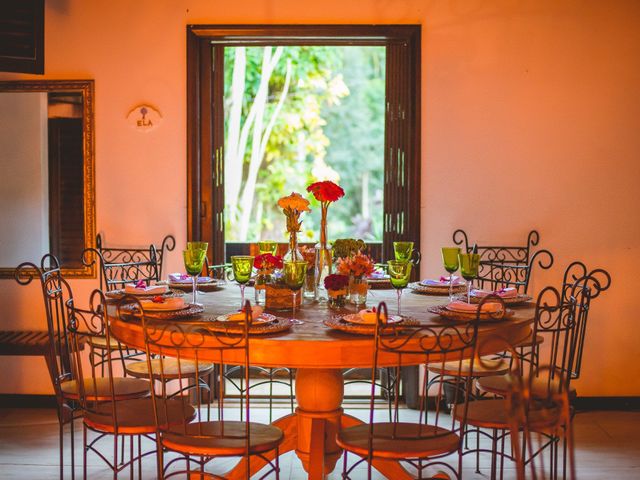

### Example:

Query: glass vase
xmin=283 ymin=230 xmax=303 ymax=262
xmin=254 ymin=272 xmax=271 ymax=306
xmin=349 ymin=275 xmax=368 ymax=306
xmin=314 ymin=204 xmax=332 ymax=302
xmin=327 ymin=289 xmax=347 ymax=309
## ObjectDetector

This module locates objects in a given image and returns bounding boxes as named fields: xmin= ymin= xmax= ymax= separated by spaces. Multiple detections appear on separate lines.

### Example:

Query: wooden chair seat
xmin=161 ymin=421 xmax=284 ymax=456
xmin=89 ymin=335 xmax=121 ymax=350
xmin=427 ymin=357 xmax=509 ymax=377
xmin=61 ymin=377 xmax=149 ymax=401
xmin=125 ymin=358 xmax=215 ymax=379
xmin=336 ymin=423 xmax=460 ymax=459
xmin=84 ymin=398 xmax=195 ymax=435
xmin=454 ymin=399 xmax=561 ymax=431
xmin=476 ymin=374 xmax=576 ymax=399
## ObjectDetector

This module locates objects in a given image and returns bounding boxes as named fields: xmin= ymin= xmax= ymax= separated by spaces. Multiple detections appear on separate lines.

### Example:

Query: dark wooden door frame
xmin=186 ymin=24 xmax=421 ymax=267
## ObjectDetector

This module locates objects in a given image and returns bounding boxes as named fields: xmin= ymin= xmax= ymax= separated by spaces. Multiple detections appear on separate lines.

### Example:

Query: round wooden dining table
xmin=109 ymin=285 xmax=535 ymax=480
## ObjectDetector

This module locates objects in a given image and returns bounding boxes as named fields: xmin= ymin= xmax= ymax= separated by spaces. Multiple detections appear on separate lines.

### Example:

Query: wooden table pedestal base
xmin=225 ymin=367 xmax=412 ymax=480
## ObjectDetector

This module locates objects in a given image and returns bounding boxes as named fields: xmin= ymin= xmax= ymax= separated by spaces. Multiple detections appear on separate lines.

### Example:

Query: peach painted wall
xmin=0 ymin=0 xmax=638 ymax=396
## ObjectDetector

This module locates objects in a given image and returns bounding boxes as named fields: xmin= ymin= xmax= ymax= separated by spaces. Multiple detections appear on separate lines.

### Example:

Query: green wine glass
xmin=387 ymin=260 xmax=412 ymax=320
xmin=441 ymin=247 xmax=461 ymax=302
xmin=284 ymin=260 xmax=308 ymax=325
xmin=459 ymin=253 xmax=480 ymax=304
xmin=183 ymin=243 xmax=208 ymax=306
xmin=231 ymin=255 xmax=254 ymax=308
xmin=258 ymin=240 xmax=278 ymax=255
xmin=393 ymin=241 xmax=414 ymax=263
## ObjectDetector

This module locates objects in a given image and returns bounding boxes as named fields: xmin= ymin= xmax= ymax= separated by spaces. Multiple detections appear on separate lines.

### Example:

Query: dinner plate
xmin=342 ymin=313 xmax=404 ymax=325
xmin=105 ymin=288 xmax=183 ymax=299
xmin=141 ymin=302 xmax=188 ymax=312
xmin=215 ymin=313 xmax=277 ymax=324
xmin=408 ymin=282 xmax=467 ymax=296
xmin=428 ymin=305 xmax=514 ymax=322
xmin=466 ymin=292 xmax=533 ymax=306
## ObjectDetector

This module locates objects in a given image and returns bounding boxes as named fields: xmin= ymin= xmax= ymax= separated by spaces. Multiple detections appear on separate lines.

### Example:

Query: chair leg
xmin=113 ymin=434 xmax=118 ymax=480
xmin=288 ymin=368 xmax=295 ymax=414
xmin=70 ymin=417 xmax=76 ymax=480
xmin=83 ymin=423 xmax=88 ymax=480
xmin=138 ymin=435 xmax=142 ymax=480
xmin=129 ymin=435 xmax=134 ymax=479
xmin=275 ymin=446 xmax=280 ymax=479
xmin=490 ymin=428 xmax=498 ymax=480
xmin=269 ymin=368 xmax=274 ymax=423
xmin=59 ymin=421 xmax=64 ymax=480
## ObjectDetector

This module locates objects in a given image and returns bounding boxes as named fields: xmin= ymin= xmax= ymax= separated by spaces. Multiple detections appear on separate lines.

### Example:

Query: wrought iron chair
xmin=14 ymin=256 xmax=150 ymax=480
xmin=136 ymin=299 xmax=284 ymax=479
xmin=336 ymin=301 xmax=482 ymax=480
xmin=66 ymin=288 xmax=192 ymax=479
xmin=452 ymin=229 xmax=553 ymax=294
xmin=81 ymin=233 xmax=176 ymax=378
xmin=472 ymin=264 xmax=610 ymax=479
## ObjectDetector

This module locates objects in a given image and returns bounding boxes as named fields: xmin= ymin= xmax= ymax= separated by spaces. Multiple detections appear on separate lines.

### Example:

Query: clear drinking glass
xmin=231 ymin=255 xmax=254 ymax=308
xmin=284 ymin=260 xmax=307 ymax=325
xmin=441 ymin=247 xmax=461 ymax=302
xmin=387 ymin=260 xmax=412 ymax=320
xmin=458 ymin=253 xmax=480 ymax=303
xmin=393 ymin=241 xmax=414 ymax=262
xmin=183 ymin=242 xmax=208 ymax=306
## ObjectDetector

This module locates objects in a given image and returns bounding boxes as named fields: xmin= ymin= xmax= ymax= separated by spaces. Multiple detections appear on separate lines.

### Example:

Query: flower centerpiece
xmin=253 ymin=253 xmax=283 ymax=305
xmin=324 ymin=274 xmax=349 ymax=308
xmin=306 ymin=180 xmax=345 ymax=301
xmin=277 ymin=192 xmax=311 ymax=262
xmin=336 ymin=252 xmax=375 ymax=306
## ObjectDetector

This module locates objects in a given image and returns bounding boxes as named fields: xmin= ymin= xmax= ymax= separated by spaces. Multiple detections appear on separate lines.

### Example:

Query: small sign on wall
xmin=126 ymin=104 xmax=162 ymax=132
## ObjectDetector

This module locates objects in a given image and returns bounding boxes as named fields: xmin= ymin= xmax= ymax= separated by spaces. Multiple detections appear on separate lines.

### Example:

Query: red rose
xmin=324 ymin=274 xmax=349 ymax=291
xmin=307 ymin=181 xmax=345 ymax=203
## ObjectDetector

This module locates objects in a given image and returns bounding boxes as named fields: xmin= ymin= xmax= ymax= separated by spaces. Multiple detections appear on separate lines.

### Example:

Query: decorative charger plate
xmin=462 ymin=293 xmax=533 ymax=306
xmin=408 ymin=282 xmax=467 ymax=296
xmin=342 ymin=313 xmax=403 ymax=326
xmin=367 ymin=277 xmax=392 ymax=289
xmin=203 ymin=316 xmax=291 ymax=335
xmin=215 ymin=312 xmax=277 ymax=325
xmin=427 ymin=305 xmax=514 ymax=322
xmin=120 ymin=303 xmax=204 ymax=320
xmin=105 ymin=288 xmax=184 ymax=300
xmin=324 ymin=315 xmax=419 ymax=336
xmin=168 ymin=280 xmax=222 ymax=293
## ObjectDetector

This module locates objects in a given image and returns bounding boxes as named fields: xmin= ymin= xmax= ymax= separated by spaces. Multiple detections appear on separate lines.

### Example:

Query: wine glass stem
xmin=240 ymin=284 xmax=245 ymax=308
xmin=448 ymin=274 xmax=453 ymax=302
xmin=467 ymin=279 xmax=472 ymax=303
xmin=292 ymin=291 xmax=296 ymax=320
xmin=192 ymin=275 xmax=197 ymax=305
xmin=397 ymin=288 xmax=402 ymax=317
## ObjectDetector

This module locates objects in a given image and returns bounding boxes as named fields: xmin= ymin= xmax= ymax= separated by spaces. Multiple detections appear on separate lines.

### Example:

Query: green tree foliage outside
xmin=223 ymin=46 xmax=385 ymax=243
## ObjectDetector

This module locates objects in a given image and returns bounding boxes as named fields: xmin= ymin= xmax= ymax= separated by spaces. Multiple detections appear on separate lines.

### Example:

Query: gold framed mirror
xmin=0 ymin=80 xmax=96 ymax=278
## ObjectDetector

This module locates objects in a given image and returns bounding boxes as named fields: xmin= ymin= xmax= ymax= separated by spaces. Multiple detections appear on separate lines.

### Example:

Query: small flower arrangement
xmin=324 ymin=274 xmax=349 ymax=292
xmin=254 ymin=253 xmax=283 ymax=274
xmin=278 ymin=192 xmax=311 ymax=234
xmin=336 ymin=252 xmax=375 ymax=278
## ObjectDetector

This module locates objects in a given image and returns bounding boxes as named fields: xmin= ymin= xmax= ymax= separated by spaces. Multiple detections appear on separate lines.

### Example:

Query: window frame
xmin=187 ymin=24 xmax=421 ymax=269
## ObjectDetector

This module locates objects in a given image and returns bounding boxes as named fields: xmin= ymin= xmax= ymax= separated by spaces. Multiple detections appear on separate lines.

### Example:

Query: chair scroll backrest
xmin=15 ymin=255 xmax=74 ymax=421
xmin=129 ymin=297 xmax=252 ymax=463
xmin=82 ymin=233 xmax=176 ymax=291
xmin=366 ymin=299 xmax=489 ymax=478
xmin=452 ymin=229 xmax=553 ymax=293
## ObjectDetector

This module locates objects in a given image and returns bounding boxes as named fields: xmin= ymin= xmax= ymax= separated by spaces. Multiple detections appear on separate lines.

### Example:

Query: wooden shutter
xmin=383 ymin=39 xmax=421 ymax=273
xmin=0 ymin=0 xmax=44 ymax=74
xmin=48 ymin=118 xmax=84 ymax=267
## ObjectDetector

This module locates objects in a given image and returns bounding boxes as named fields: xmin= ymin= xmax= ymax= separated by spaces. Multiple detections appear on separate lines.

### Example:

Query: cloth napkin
xmin=358 ymin=308 xmax=387 ymax=324
xmin=472 ymin=287 xmax=518 ymax=299
xmin=421 ymin=275 xmax=463 ymax=287
xmin=226 ymin=305 xmax=264 ymax=322
xmin=446 ymin=300 xmax=503 ymax=314
xmin=140 ymin=297 xmax=185 ymax=311
xmin=168 ymin=273 xmax=213 ymax=284
xmin=124 ymin=281 xmax=168 ymax=295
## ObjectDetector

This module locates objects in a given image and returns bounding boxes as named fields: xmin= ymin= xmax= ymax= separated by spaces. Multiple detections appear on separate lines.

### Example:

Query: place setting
xmin=104 ymin=279 xmax=183 ymax=300
xmin=427 ymin=250 xmax=515 ymax=322
xmin=209 ymin=304 xmax=293 ymax=335
xmin=409 ymin=247 xmax=468 ymax=297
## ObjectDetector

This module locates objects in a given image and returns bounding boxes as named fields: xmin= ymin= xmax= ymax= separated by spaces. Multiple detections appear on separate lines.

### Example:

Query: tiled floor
xmin=0 ymin=405 xmax=638 ymax=479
